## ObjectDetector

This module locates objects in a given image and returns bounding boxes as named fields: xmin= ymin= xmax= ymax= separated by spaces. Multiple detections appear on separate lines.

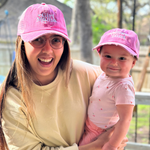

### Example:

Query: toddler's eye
xmin=120 ymin=57 xmax=126 ymax=60
xmin=105 ymin=55 xmax=111 ymax=58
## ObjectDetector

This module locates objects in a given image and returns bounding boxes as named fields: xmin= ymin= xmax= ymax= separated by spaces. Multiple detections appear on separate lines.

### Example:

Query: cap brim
xmin=93 ymin=42 xmax=137 ymax=57
xmin=21 ymin=30 xmax=71 ymax=42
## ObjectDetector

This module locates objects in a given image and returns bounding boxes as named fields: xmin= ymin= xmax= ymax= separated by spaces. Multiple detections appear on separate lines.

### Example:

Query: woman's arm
xmin=102 ymin=105 xmax=134 ymax=150
xmin=2 ymin=111 xmax=127 ymax=150
xmin=2 ymin=105 xmax=127 ymax=150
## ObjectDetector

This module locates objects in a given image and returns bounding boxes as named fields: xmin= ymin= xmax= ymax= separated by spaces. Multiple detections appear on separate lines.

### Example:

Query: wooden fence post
xmin=133 ymin=47 xmax=150 ymax=142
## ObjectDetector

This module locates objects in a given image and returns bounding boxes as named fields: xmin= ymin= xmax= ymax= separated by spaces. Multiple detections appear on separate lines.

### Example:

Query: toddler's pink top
xmin=88 ymin=72 xmax=135 ymax=129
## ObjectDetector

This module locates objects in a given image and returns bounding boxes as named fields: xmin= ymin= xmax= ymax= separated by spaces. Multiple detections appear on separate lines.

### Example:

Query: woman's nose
xmin=42 ymin=40 xmax=53 ymax=52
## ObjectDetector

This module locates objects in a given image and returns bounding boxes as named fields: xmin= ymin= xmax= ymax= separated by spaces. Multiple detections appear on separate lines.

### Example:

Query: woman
xmin=0 ymin=3 xmax=127 ymax=150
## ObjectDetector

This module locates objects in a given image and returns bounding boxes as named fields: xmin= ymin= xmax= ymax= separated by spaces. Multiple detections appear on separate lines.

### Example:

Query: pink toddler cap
xmin=17 ymin=3 xmax=71 ymax=42
xmin=93 ymin=28 xmax=140 ymax=59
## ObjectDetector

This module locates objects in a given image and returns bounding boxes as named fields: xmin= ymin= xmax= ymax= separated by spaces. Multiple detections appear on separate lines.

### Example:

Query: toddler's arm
xmin=102 ymin=104 xmax=134 ymax=150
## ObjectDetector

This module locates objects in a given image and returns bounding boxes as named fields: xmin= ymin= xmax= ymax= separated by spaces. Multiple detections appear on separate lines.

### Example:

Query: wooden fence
xmin=126 ymin=141 xmax=150 ymax=150
xmin=125 ymin=92 xmax=150 ymax=150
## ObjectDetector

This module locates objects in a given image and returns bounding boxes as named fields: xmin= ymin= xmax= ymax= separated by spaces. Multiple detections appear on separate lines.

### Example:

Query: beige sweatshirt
xmin=2 ymin=60 xmax=101 ymax=150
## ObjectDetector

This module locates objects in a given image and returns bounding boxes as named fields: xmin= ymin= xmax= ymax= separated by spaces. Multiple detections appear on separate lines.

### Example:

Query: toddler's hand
xmin=102 ymin=142 xmax=117 ymax=150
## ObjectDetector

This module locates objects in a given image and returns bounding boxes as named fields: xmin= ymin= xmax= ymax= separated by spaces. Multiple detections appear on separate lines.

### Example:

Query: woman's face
xmin=24 ymin=34 xmax=64 ymax=85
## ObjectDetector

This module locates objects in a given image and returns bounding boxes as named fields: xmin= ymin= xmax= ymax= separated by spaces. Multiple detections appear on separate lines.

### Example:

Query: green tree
xmin=91 ymin=0 xmax=117 ymax=45
xmin=92 ymin=15 xmax=112 ymax=45
xmin=64 ymin=0 xmax=150 ymax=47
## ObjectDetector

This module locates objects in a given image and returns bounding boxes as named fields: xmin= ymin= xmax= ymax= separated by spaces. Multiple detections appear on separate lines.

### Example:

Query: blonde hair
xmin=0 ymin=36 xmax=72 ymax=149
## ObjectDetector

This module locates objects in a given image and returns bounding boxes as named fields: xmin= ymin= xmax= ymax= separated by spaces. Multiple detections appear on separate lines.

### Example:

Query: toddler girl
xmin=79 ymin=28 xmax=140 ymax=150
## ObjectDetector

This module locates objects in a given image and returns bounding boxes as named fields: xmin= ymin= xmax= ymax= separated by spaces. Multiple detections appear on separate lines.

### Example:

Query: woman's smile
xmin=38 ymin=57 xmax=53 ymax=66
xmin=38 ymin=58 xmax=53 ymax=63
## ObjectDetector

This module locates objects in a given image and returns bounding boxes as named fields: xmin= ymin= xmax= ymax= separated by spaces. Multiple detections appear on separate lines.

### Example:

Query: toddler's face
xmin=99 ymin=45 xmax=136 ymax=78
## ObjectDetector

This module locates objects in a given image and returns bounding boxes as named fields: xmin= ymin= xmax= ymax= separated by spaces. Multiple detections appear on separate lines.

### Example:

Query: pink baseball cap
xmin=93 ymin=28 xmax=140 ymax=59
xmin=17 ymin=3 xmax=71 ymax=42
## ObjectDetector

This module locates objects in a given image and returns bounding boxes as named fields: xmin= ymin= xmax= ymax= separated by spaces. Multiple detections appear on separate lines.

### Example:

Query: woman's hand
xmin=79 ymin=127 xmax=114 ymax=150
xmin=117 ymin=136 xmax=128 ymax=150
xmin=79 ymin=127 xmax=128 ymax=150
xmin=100 ymin=128 xmax=128 ymax=150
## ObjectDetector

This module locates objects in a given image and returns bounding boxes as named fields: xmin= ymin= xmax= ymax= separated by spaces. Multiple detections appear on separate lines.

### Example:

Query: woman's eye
xmin=34 ymin=38 xmax=40 ymax=41
xmin=52 ymin=38 xmax=61 ymax=43
xmin=34 ymin=37 xmax=43 ymax=43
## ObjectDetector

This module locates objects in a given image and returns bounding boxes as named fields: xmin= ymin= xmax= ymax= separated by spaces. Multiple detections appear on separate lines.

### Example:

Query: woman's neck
xmin=32 ymin=68 xmax=58 ymax=86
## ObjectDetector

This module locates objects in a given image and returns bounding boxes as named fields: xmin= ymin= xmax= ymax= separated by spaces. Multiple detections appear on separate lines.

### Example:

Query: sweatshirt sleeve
xmin=2 ymin=87 xmax=79 ymax=150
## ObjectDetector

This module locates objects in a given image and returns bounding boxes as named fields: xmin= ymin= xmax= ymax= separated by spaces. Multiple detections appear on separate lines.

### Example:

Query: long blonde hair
xmin=0 ymin=36 xmax=72 ymax=149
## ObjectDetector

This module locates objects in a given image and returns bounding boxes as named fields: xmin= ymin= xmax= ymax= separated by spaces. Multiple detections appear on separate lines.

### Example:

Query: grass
xmin=127 ymin=105 xmax=150 ymax=144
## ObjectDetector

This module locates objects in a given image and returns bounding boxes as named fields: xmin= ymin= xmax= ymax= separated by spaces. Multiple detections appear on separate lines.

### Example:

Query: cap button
xmin=41 ymin=3 xmax=46 ymax=5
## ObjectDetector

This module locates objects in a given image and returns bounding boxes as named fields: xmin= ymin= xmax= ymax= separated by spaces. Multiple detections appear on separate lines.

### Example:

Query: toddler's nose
xmin=111 ymin=59 xmax=118 ymax=66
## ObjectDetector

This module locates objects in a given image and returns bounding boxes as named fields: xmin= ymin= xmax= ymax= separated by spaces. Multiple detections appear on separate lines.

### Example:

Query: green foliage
xmin=91 ymin=0 xmax=118 ymax=45
xmin=63 ymin=0 xmax=72 ymax=3
xmin=63 ymin=0 xmax=74 ymax=7
xmin=92 ymin=15 xmax=113 ymax=45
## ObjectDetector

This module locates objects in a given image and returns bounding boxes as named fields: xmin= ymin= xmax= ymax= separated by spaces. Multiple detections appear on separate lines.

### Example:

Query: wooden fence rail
xmin=135 ymin=92 xmax=150 ymax=105
xmin=126 ymin=142 xmax=150 ymax=150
